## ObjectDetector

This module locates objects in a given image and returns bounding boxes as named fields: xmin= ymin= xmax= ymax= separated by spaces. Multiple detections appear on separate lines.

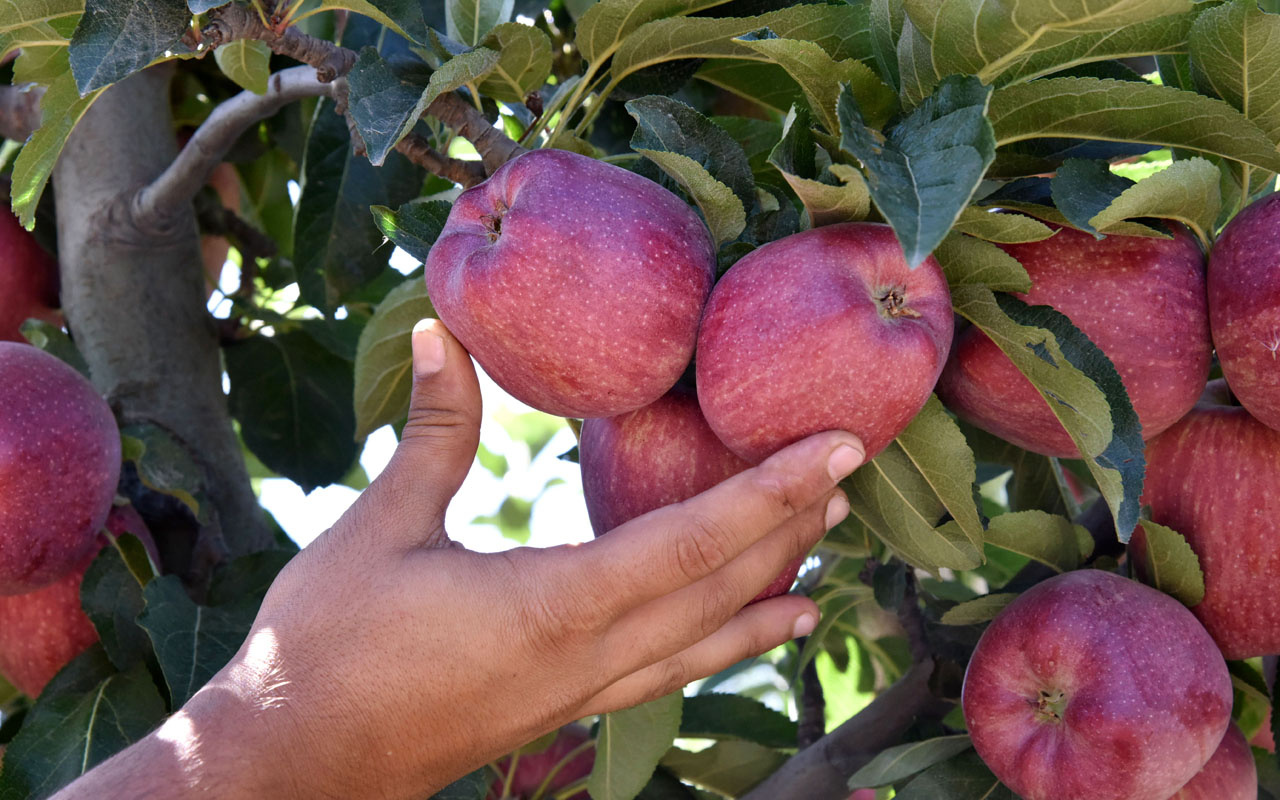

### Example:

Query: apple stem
xmin=482 ymin=202 xmax=508 ymax=243
xmin=878 ymin=287 xmax=922 ymax=319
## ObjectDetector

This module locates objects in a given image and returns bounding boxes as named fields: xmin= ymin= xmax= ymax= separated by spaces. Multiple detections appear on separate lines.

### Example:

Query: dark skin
xmin=54 ymin=320 xmax=863 ymax=800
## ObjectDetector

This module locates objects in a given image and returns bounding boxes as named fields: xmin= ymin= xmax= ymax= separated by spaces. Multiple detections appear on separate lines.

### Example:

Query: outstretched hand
xmin=55 ymin=320 xmax=864 ymax=800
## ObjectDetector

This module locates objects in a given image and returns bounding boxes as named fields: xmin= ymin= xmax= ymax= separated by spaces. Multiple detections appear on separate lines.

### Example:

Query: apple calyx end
xmin=1031 ymin=687 xmax=1068 ymax=724
xmin=481 ymin=200 xmax=509 ymax=244
xmin=877 ymin=287 xmax=922 ymax=320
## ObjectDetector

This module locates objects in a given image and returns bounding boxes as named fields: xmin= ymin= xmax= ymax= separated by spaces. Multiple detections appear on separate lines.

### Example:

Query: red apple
xmin=580 ymin=388 xmax=804 ymax=603
xmin=0 ymin=209 xmax=60 ymax=342
xmin=1129 ymin=379 xmax=1280 ymax=659
xmin=962 ymin=570 xmax=1231 ymax=800
xmin=937 ymin=224 xmax=1210 ymax=457
xmin=487 ymin=725 xmax=593 ymax=800
xmin=847 ymin=792 xmax=875 ymax=800
xmin=425 ymin=149 xmax=715 ymax=418
xmin=1167 ymin=723 xmax=1256 ymax=799
xmin=1209 ymin=190 xmax=1280 ymax=432
xmin=0 ymin=343 xmax=120 ymax=594
xmin=0 ymin=505 xmax=155 ymax=697
xmin=1251 ymin=707 xmax=1274 ymax=752
xmin=696 ymin=222 xmax=953 ymax=463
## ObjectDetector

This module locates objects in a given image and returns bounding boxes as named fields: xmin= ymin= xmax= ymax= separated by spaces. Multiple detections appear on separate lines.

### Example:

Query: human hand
xmin=60 ymin=320 xmax=864 ymax=800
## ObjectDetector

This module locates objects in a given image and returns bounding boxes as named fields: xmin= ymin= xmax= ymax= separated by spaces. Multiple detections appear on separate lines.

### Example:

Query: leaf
xmin=575 ymin=0 xmax=731 ymax=66
xmin=424 ymin=46 xmax=501 ymax=108
xmin=346 ymin=46 xmax=433 ymax=166
xmin=1190 ymin=0 xmax=1280 ymax=147
xmin=975 ymin=196 xmax=1164 ymax=238
xmin=214 ymin=39 xmax=270 ymax=95
xmin=119 ymin=423 xmax=206 ymax=519
xmin=679 ymin=694 xmax=797 ymax=749
xmin=477 ymin=22 xmax=551 ymax=104
xmin=983 ymin=510 xmax=1084 ymax=572
xmin=794 ymin=584 xmax=876 ymax=674
xmin=1088 ymin=157 xmax=1222 ymax=246
xmin=870 ymin=0 xmax=903 ymax=90
xmin=429 ymin=770 xmax=490 ymax=800
xmin=225 ymin=331 xmax=359 ymax=493
xmin=188 ymin=0 xmax=228 ymax=11
xmin=353 ymin=277 xmax=437 ymax=438
xmin=660 ymin=741 xmax=785 ymax=797
xmin=80 ymin=540 xmax=153 ymax=670
xmin=934 ymin=234 xmax=1033 ymax=295
xmin=371 ymin=198 xmax=452 ymax=262
xmin=19 ymin=319 xmax=91 ymax=377
xmin=893 ymin=750 xmax=1016 ymax=800
xmin=589 ymin=692 xmax=682 ymax=800
xmin=989 ymin=77 xmax=1280 ymax=175
xmin=68 ymin=0 xmax=190 ymax=94
xmin=0 ymin=0 xmax=81 ymax=61
xmin=894 ymin=396 xmax=985 ymax=551
xmin=848 ymin=734 xmax=974 ymax=788
xmin=838 ymin=75 xmax=995 ymax=267
xmin=951 ymin=207 xmax=1054 ymax=244
xmin=635 ymin=149 xmax=745 ymax=245
xmin=314 ymin=0 xmax=429 ymax=43
xmin=207 ymin=550 xmax=296 ymax=606
xmin=446 ymin=0 xmax=514 ymax=47
xmin=1134 ymin=520 xmax=1205 ymax=607
xmin=939 ymin=593 xmax=1018 ymax=625
xmin=766 ymin=106 xmax=869 ymax=227
xmin=626 ymin=95 xmax=755 ymax=211
xmin=1050 ymin=158 xmax=1136 ymax=237
xmin=695 ymin=59 xmax=803 ymax=115
xmin=950 ymin=287 xmax=1145 ymax=537
xmin=0 ymin=661 xmax=165 ymax=799
xmin=137 ymin=575 xmax=258 ymax=707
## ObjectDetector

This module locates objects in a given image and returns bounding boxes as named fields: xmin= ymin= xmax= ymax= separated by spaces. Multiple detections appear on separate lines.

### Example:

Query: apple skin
xmin=696 ymin=222 xmax=953 ymax=463
xmin=0 ymin=209 xmax=60 ymax=342
xmin=0 ymin=505 xmax=155 ymax=697
xmin=487 ymin=725 xmax=593 ymax=800
xmin=0 ymin=343 xmax=121 ymax=594
xmin=962 ymin=570 xmax=1231 ymax=800
xmin=1209 ymin=191 xmax=1280 ymax=432
xmin=1167 ymin=723 xmax=1256 ymax=800
xmin=1251 ymin=707 xmax=1274 ymax=752
xmin=580 ymin=388 xmax=804 ymax=603
xmin=425 ymin=149 xmax=715 ymax=419
xmin=937 ymin=224 xmax=1210 ymax=457
xmin=1129 ymin=379 xmax=1280 ymax=659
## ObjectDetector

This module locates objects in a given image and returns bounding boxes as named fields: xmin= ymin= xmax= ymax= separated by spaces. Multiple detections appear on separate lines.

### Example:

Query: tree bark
xmin=52 ymin=65 xmax=270 ymax=561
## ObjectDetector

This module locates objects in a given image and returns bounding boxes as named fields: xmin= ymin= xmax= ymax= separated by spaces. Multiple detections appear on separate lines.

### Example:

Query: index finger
xmin=583 ymin=430 xmax=864 ymax=608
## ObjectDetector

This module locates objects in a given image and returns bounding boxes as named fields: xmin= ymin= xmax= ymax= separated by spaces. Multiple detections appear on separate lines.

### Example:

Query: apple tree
xmin=0 ymin=0 xmax=1279 ymax=798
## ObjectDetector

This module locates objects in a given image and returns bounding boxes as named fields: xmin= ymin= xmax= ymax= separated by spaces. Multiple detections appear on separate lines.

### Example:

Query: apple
xmin=0 ymin=343 xmax=121 ymax=594
xmin=962 ymin=570 xmax=1232 ymax=800
xmin=1251 ymin=707 xmax=1274 ymax=752
xmin=425 ymin=149 xmax=715 ymax=418
xmin=487 ymin=724 xmax=593 ymax=800
xmin=1167 ymin=723 xmax=1256 ymax=800
xmin=580 ymin=388 xmax=804 ymax=603
xmin=0 ymin=505 xmax=155 ymax=697
xmin=1209 ymin=190 xmax=1280 ymax=432
xmin=695 ymin=222 xmax=953 ymax=463
xmin=937 ymin=223 xmax=1211 ymax=457
xmin=1129 ymin=379 xmax=1280 ymax=659
xmin=0 ymin=208 xmax=60 ymax=342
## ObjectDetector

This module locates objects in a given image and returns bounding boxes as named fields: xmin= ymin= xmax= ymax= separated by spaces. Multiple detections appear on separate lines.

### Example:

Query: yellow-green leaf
xmin=353 ymin=278 xmax=436 ymax=439
xmin=214 ymin=40 xmax=270 ymax=95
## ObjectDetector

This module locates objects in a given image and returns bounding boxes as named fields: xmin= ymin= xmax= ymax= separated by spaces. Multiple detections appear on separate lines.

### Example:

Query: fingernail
xmin=412 ymin=320 xmax=446 ymax=376
xmin=827 ymin=443 xmax=864 ymax=481
xmin=792 ymin=613 xmax=817 ymax=639
xmin=824 ymin=493 xmax=850 ymax=530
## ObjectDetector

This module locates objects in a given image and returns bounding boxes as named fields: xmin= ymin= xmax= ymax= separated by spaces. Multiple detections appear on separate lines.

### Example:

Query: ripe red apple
xmin=937 ymin=224 xmax=1211 ymax=457
xmin=0 ymin=505 xmax=155 ymax=697
xmin=0 ymin=209 xmax=60 ymax=342
xmin=1209 ymin=190 xmax=1280 ymax=432
xmin=0 ymin=343 xmax=121 ymax=594
xmin=1167 ymin=723 xmax=1255 ymax=799
xmin=487 ymin=725 xmax=593 ymax=800
xmin=425 ymin=149 xmax=715 ymax=418
xmin=580 ymin=388 xmax=804 ymax=603
xmin=696 ymin=222 xmax=952 ymax=463
xmin=962 ymin=570 xmax=1231 ymax=800
xmin=1129 ymin=379 xmax=1280 ymax=659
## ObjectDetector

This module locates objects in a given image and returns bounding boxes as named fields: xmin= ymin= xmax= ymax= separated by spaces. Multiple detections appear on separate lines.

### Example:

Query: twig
xmin=796 ymin=640 xmax=827 ymax=750
xmin=202 ymin=2 xmax=354 ymax=82
xmin=0 ymin=84 xmax=43 ymax=142
xmin=898 ymin=571 xmax=930 ymax=664
xmin=426 ymin=92 xmax=526 ymax=174
xmin=395 ymin=132 xmax=487 ymax=187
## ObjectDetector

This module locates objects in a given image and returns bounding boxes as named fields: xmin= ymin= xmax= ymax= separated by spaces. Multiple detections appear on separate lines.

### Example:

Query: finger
xmin=599 ymin=491 xmax=844 ymax=677
xmin=578 ymin=595 xmax=820 ymax=716
xmin=580 ymin=431 xmax=863 ymax=611
xmin=354 ymin=319 xmax=482 ymax=547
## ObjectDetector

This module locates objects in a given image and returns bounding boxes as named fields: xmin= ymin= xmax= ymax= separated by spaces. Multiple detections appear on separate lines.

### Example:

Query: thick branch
xmin=202 ymin=2 xmax=355 ymax=82
xmin=0 ymin=84 xmax=42 ymax=142
xmin=395 ymin=133 xmax=487 ymax=187
xmin=742 ymin=660 xmax=952 ymax=800
xmin=425 ymin=92 xmax=527 ymax=174
xmin=796 ymin=645 xmax=827 ymax=750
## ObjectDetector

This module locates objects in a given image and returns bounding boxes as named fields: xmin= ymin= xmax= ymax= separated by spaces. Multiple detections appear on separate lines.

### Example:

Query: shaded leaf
xmin=695 ymin=59 xmax=803 ymax=115
xmin=679 ymin=694 xmax=797 ymax=749
xmin=894 ymin=750 xmax=1015 ymax=799
xmin=371 ymin=199 xmax=452 ymax=262
xmin=1190 ymin=0 xmax=1280 ymax=147
xmin=1051 ymin=158 xmax=1136 ymax=237
xmin=1088 ymin=157 xmax=1222 ymax=247
xmin=353 ymin=277 xmax=437 ymax=439
xmin=424 ymin=47 xmax=501 ymax=108
xmin=939 ymin=593 xmax=1018 ymax=625
xmin=848 ymin=734 xmax=973 ymax=788
xmin=627 ymin=95 xmax=755 ymax=211
xmin=20 ymin=319 xmax=90 ymax=377
xmin=1134 ymin=519 xmax=1205 ymax=607
xmin=575 ymin=0 xmax=731 ymax=66
xmin=119 ymin=423 xmax=206 ymax=520
xmin=983 ymin=510 xmax=1084 ymax=572
xmin=429 ymin=770 xmax=490 ymax=800
xmin=934 ymin=233 xmax=1032 ymax=293
xmin=346 ymin=46 xmax=432 ymax=166
xmin=950 ymin=207 xmax=1054 ymax=244
xmin=80 ymin=539 xmax=153 ymax=670
xmin=68 ymin=0 xmax=189 ymax=94
xmin=477 ymin=22 xmax=552 ymax=104
xmin=315 ymin=0 xmax=429 ymax=43
xmin=590 ymin=692 xmax=682 ymax=800
xmin=767 ymin=106 xmax=870 ymax=227
xmin=207 ymin=550 xmax=296 ymax=606
xmin=214 ymin=39 xmax=270 ymax=95
xmin=635 ymin=149 xmax=745 ymax=245
xmin=894 ymin=396 xmax=985 ymax=551
xmin=660 ymin=741 xmax=784 ymax=798
xmin=446 ymin=0 xmax=514 ymax=47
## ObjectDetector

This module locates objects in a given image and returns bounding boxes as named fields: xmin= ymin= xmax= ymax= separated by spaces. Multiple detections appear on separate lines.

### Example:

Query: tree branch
xmin=797 ymin=642 xmax=827 ymax=750
xmin=425 ymin=92 xmax=527 ymax=174
xmin=395 ymin=132 xmax=487 ymax=187
xmin=201 ymin=2 xmax=355 ymax=82
xmin=0 ymin=84 xmax=42 ymax=142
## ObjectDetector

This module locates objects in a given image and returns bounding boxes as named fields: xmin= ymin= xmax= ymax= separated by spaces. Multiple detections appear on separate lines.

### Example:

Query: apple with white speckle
xmin=425 ymin=149 xmax=716 ymax=418
xmin=0 ymin=209 xmax=60 ymax=342
xmin=1167 ymin=722 xmax=1256 ymax=800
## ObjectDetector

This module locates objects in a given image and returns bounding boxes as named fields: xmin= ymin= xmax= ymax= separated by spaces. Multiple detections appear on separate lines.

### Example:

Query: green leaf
xmin=983 ymin=510 xmax=1085 ymax=572
xmin=767 ymin=106 xmax=870 ymax=227
xmin=989 ymin=77 xmax=1280 ymax=175
xmin=477 ymin=22 xmax=552 ymax=104
xmin=660 ymin=741 xmax=785 ymax=798
xmin=848 ymin=734 xmax=974 ymax=789
xmin=80 ymin=539 xmax=153 ymax=670
xmin=575 ymin=0 xmax=731 ymax=66
xmin=950 ymin=207 xmax=1054 ymax=245
xmin=314 ymin=0 xmax=428 ymax=43
xmin=119 ymin=423 xmax=207 ymax=520
xmin=974 ymin=197 xmax=1164 ymax=238
xmin=429 ymin=770 xmax=490 ymax=800
xmin=626 ymin=95 xmax=755 ymax=211
xmin=734 ymin=30 xmax=895 ymax=133
xmin=424 ymin=47 xmax=501 ymax=108
xmin=20 ymin=319 xmax=91 ymax=377
xmin=794 ymin=584 xmax=876 ymax=674
xmin=214 ymin=39 xmax=270 ymax=95
xmin=345 ymin=46 xmax=433 ymax=166
xmin=1051 ymin=158 xmax=1136 ymax=237
xmin=695 ymin=59 xmax=803 ymax=115
xmin=0 ymin=0 xmax=81 ymax=60
xmin=371 ymin=198 xmax=451 ymax=262
xmin=870 ymin=0 xmax=903 ymax=90
xmin=838 ymin=75 xmax=995 ymax=267
xmin=1190 ymin=0 xmax=1280 ymax=147
xmin=893 ymin=750 xmax=1016 ymax=800
xmin=938 ymin=593 xmax=1018 ymax=625
xmin=894 ymin=395 xmax=985 ymax=551
xmin=590 ymin=692 xmax=683 ymax=800
xmin=934 ymin=232 xmax=1032 ymax=295
xmin=679 ymin=694 xmax=797 ymax=749
xmin=446 ymin=0 xmax=513 ymax=47
xmin=137 ymin=575 xmax=257 ymax=707
xmin=68 ymin=0 xmax=190 ymax=94
xmin=1134 ymin=519 xmax=1205 ymax=607
xmin=0 ymin=661 xmax=165 ymax=799
xmin=1088 ymin=157 xmax=1222 ymax=246
xmin=950 ymin=287 xmax=1145 ymax=537
xmin=353 ymin=277 xmax=437 ymax=439
xmin=225 ymin=331 xmax=359 ymax=493
xmin=634 ymin=149 xmax=745 ymax=245
xmin=207 ymin=550 xmax=296 ymax=606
